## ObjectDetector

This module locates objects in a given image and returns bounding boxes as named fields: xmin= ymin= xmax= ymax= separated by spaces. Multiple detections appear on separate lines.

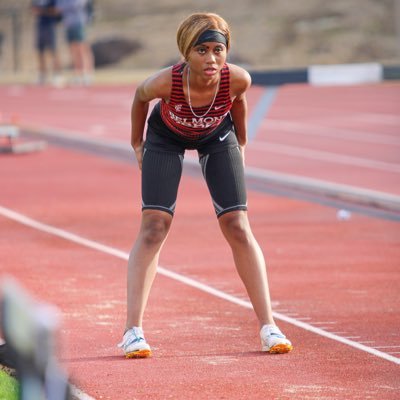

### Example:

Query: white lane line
xmin=248 ymin=142 xmax=400 ymax=173
xmin=1 ymin=205 xmax=399 ymax=367
xmin=351 ymin=113 xmax=400 ymax=126
xmin=70 ymin=385 xmax=96 ymax=400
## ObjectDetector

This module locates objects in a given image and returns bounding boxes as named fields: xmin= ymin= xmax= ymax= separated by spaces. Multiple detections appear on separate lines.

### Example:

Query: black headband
xmin=194 ymin=29 xmax=227 ymax=47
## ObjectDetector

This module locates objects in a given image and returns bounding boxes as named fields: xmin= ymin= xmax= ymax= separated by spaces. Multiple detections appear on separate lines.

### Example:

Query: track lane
xmin=1 ymin=145 xmax=399 ymax=399
xmin=1 ymin=82 xmax=399 ymax=399
xmin=1 ymin=83 xmax=399 ymax=197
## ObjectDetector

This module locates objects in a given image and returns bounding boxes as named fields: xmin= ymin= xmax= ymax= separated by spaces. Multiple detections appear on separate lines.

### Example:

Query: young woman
xmin=118 ymin=13 xmax=293 ymax=358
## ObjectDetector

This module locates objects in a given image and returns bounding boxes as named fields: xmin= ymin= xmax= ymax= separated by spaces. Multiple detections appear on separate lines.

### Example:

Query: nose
xmin=206 ymin=52 xmax=216 ymax=64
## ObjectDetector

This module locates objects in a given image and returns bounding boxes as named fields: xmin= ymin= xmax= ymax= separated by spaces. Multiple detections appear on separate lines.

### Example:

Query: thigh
xmin=200 ymin=146 xmax=248 ymax=217
xmin=141 ymin=148 xmax=184 ymax=216
xmin=37 ymin=25 xmax=49 ymax=52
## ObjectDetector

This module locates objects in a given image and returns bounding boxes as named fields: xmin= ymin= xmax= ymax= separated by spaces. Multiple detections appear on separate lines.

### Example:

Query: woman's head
xmin=177 ymin=13 xmax=231 ymax=61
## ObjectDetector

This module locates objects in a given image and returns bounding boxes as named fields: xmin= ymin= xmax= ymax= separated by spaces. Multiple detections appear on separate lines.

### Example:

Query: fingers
xmin=134 ymin=144 xmax=144 ymax=170
xmin=239 ymin=145 xmax=245 ymax=167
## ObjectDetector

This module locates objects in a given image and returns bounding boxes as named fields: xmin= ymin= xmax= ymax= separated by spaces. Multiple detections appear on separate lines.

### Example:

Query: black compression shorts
xmin=142 ymin=120 xmax=248 ymax=218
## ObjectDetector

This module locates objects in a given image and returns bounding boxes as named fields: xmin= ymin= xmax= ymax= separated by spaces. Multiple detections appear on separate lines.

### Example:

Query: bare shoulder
xmin=227 ymin=63 xmax=252 ymax=97
xmin=136 ymin=66 xmax=173 ymax=102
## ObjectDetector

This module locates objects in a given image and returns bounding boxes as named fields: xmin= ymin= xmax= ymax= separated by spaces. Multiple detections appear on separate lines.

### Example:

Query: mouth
xmin=204 ymin=67 xmax=218 ymax=75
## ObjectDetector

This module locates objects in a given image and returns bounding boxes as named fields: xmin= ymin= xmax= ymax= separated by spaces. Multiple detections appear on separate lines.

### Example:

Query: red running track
xmin=0 ymin=83 xmax=399 ymax=194
xmin=0 ymin=82 xmax=399 ymax=399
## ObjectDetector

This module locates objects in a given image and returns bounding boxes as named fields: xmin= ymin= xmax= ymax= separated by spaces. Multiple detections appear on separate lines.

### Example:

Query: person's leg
xmin=69 ymin=42 xmax=84 ymax=76
xmin=119 ymin=147 xmax=183 ymax=357
xmin=79 ymin=41 xmax=94 ymax=84
xmin=50 ymin=50 xmax=62 ymax=74
xmin=37 ymin=51 xmax=47 ymax=83
xmin=201 ymin=146 xmax=272 ymax=325
xmin=65 ymin=25 xmax=85 ymax=83
xmin=126 ymin=209 xmax=172 ymax=329
xmin=80 ymin=23 xmax=94 ymax=82
xmin=218 ymin=210 xmax=274 ymax=327
xmin=126 ymin=146 xmax=183 ymax=324
xmin=201 ymin=145 xmax=292 ymax=352
xmin=48 ymin=24 xmax=61 ymax=75
xmin=36 ymin=26 xmax=47 ymax=84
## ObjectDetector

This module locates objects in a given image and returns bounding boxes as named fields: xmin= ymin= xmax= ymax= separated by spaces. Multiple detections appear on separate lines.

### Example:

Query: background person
xmin=56 ymin=0 xmax=94 ymax=85
xmin=31 ymin=0 xmax=63 ymax=85
xmin=118 ymin=12 xmax=293 ymax=358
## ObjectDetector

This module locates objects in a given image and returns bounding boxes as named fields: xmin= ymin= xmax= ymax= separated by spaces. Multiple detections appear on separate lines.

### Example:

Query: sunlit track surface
xmin=1 ymin=82 xmax=399 ymax=399
xmin=1 ymin=146 xmax=399 ymax=399
xmin=0 ymin=83 xmax=399 ymax=196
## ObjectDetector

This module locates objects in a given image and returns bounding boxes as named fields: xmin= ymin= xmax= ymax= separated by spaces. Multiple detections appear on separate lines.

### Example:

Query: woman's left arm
xmin=229 ymin=64 xmax=252 ymax=163
xmin=230 ymin=91 xmax=248 ymax=147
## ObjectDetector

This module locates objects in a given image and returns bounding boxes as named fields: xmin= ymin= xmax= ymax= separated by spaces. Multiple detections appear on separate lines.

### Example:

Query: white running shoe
xmin=118 ymin=327 xmax=152 ymax=358
xmin=260 ymin=324 xmax=293 ymax=354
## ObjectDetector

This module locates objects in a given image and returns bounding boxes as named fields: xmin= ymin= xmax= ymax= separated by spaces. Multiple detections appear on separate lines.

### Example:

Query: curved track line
xmin=1 ymin=205 xmax=399 ymax=366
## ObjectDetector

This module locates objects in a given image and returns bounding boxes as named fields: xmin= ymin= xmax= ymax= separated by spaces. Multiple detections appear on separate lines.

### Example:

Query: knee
xmin=140 ymin=213 xmax=171 ymax=247
xmin=220 ymin=212 xmax=252 ymax=246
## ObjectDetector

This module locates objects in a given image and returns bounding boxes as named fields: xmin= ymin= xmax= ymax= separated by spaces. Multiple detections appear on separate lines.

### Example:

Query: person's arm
xmin=230 ymin=91 xmax=248 ymax=147
xmin=228 ymin=64 xmax=252 ymax=164
xmin=131 ymin=67 xmax=172 ymax=169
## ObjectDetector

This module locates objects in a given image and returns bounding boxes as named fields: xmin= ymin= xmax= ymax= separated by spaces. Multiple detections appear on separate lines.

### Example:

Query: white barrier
xmin=308 ymin=63 xmax=383 ymax=85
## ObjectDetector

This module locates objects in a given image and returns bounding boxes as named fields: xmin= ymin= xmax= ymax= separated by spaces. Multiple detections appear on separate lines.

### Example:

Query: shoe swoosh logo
xmin=219 ymin=132 xmax=230 ymax=141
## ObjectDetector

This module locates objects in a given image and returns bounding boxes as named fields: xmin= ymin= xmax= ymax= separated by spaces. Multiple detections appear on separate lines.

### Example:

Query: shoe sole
xmin=125 ymin=349 xmax=152 ymax=359
xmin=267 ymin=343 xmax=293 ymax=354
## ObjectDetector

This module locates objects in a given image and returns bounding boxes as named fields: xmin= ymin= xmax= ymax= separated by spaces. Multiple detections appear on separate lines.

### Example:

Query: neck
xmin=186 ymin=65 xmax=220 ymax=88
xmin=186 ymin=66 xmax=220 ymax=118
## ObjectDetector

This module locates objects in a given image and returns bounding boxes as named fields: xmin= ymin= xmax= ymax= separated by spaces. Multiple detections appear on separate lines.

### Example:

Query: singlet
xmin=159 ymin=63 xmax=232 ymax=141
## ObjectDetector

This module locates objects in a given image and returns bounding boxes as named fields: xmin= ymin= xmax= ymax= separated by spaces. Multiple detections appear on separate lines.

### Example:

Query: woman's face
xmin=187 ymin=42 xmax=227 ymax=79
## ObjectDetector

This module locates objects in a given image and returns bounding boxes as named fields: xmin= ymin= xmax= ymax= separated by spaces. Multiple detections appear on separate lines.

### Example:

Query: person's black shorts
xmin=66 ymin=23 xmax=86 ymax=43
xmin=142 ymin=117 xmax=248 ymax=218
xmin=36 ymin=24 xmax=57 ymax=52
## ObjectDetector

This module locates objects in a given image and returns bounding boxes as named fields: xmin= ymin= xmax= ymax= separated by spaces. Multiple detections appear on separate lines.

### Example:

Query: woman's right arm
xmin=131 ymin=68 xmax=171 ymax=169
xmin=131 ymin=83 xmax=150 ymax=170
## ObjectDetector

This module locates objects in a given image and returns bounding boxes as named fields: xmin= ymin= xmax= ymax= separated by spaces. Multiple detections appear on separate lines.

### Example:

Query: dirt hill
xmin=0 ymin=0 xmax=399 ymax=74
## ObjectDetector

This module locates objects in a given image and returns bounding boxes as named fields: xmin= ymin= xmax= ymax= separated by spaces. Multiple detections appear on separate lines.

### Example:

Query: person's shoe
xmin=118 ymin=327 xmax=152 ymax=358
xmin=260 ymin=324 xmax=293 ymax=354
xmin=51 ymin=74 xmax=66 ymax=88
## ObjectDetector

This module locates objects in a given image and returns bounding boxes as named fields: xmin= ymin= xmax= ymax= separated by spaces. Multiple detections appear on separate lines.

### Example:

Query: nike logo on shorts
xmin=219 ymin=132 xmax=230 ymax=141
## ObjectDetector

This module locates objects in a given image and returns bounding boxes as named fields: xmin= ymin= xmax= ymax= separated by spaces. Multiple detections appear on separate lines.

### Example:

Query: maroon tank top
xmin=160 ymin=63 xmax=232 ymax=140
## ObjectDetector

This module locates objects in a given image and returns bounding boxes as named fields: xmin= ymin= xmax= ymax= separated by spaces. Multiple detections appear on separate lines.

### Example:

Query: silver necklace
xmin=187 ymin=67 xmax=220 ymax=118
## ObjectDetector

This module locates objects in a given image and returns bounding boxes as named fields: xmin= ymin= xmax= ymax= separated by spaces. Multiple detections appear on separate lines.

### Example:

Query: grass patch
xmin=0 ymin=370 xmax=19 ymax=400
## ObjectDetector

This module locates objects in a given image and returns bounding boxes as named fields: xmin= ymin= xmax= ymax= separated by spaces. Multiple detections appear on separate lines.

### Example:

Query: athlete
xmin=118 ymin=12 xmax=293 ymax=358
